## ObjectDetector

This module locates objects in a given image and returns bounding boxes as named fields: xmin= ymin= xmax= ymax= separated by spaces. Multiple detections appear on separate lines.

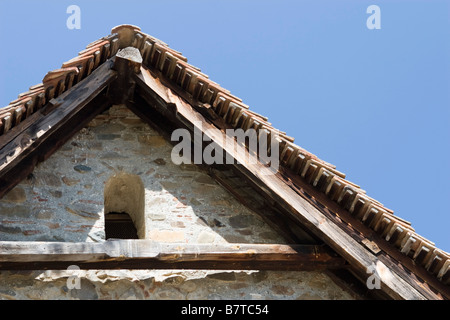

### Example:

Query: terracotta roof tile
xmin=0 ymin=33 xmax=119 ymax=134
xmin=42 ymin=67 xmax=79 ymax=86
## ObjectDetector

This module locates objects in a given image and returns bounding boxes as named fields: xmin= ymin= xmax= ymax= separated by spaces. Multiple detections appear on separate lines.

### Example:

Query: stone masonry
xmin=0 ymin=105 xmax=359 ymax=300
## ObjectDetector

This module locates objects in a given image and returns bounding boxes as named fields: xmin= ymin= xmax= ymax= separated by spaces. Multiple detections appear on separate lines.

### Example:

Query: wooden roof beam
xmin=0 ymin=59 xmax=117 ymax=199
xmin=133 ymin=65 xmax=433 ymax=300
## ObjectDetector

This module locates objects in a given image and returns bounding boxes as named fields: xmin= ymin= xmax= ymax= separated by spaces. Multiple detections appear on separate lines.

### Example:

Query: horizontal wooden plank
xmin=0 ymin=241 xmax=345 ymax=271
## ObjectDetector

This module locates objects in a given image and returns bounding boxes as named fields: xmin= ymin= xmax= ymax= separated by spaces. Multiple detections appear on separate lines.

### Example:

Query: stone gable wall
xmin=0 ymin=105 xmax=359 ymax=300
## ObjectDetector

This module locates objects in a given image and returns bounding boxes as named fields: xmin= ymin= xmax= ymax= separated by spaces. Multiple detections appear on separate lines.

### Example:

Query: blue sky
xmin=0 ymin=0 xmax=449 ymax=252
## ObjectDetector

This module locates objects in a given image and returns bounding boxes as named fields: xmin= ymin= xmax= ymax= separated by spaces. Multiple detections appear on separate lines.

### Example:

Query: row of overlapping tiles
xmin=0 ymin=32 xmax=120 ymax=134
xmin=0 ymin=25 xmax=448 ymax=284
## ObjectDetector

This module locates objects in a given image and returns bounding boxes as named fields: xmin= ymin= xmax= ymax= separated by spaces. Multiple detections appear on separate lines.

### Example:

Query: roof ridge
xmin=0 ymin=25 xmax=448 ymax=285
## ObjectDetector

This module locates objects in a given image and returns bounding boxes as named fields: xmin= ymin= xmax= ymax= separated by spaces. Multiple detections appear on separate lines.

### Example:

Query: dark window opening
xmin=105 ymin=212 xmax=139 ymax=240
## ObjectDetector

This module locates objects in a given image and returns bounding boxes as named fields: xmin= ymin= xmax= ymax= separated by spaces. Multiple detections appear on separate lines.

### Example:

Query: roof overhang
xmin=0 ymin=25 xmax=448 ymax=300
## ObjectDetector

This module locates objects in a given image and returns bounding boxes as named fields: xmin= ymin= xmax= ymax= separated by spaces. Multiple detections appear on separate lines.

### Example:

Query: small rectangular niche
xmin=105 ymin=212 xmax=139 ymax=240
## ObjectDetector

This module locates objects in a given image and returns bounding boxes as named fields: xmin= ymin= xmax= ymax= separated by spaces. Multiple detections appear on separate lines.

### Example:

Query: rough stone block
xmin=137 ymin=135 xmax=166 ymax=147
xmin=207 ymin=272 xmax=236 ymax=282
xmin=196 ymin=231 xmax=216 ymax=243
xmin=0 ymin=225 xmax=22 ymax=234
xmin=97 ymin=134 xmax=121 ymax=140
xmin=148 ymin=230 xmax=185 ymax=242
xmin=2 ymin=187 xmax=26 ymax=203
xmin=62 ymin=176 xmax=81 ymax=186
xmin=0 ymin=205 xmax=31 ymax=218
xmin=30 ymin=172 xmax=62 ymax=187
xmin=74 ymin=165 xmax=92 ymax=174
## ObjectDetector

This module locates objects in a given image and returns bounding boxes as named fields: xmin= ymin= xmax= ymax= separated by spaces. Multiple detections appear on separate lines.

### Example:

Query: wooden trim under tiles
xmin=133 ymin=65 xmax=433 ymax=300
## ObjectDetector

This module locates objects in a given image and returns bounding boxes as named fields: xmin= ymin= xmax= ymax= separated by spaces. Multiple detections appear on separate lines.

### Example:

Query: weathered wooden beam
xmin=133 ymin=66 xmax=431 ymax=300
xmin=0 ymin=105 xmax=46 ymax=151
xmin=0 ymin=94 xmax=111 ymax=200
xmin=277 ymin=166 xmax=450 ymax=300
xmin=0 ymin=241 xmax=345 ymax=271
xmin=0 ymin=60 xmax=117 ymax=199
xmin=126 ymin=96 xmax=320 ymax=246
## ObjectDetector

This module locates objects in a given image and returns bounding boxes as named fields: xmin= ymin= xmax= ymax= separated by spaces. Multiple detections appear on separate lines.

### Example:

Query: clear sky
xmin=0 ymin=0 xmax=449 ymax=252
